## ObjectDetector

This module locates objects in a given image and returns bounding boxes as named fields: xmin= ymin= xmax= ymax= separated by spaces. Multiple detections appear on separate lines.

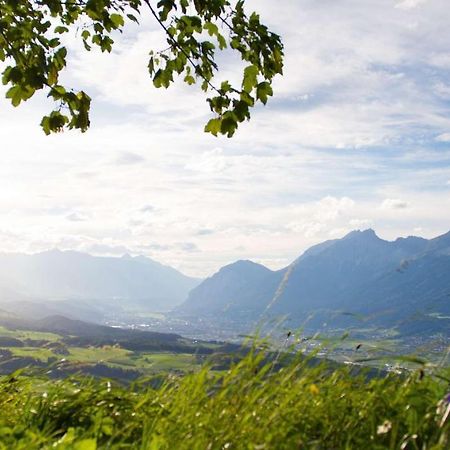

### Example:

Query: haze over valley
xmin=1 ymin=228 xmax=448 ymax=356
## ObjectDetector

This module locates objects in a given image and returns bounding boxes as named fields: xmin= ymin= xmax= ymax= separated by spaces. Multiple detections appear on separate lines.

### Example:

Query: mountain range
xmin=0 ymin=250 xmax=200 ymax=318
xmin=0 ymin=230 xmax=448 ymax=337
xmin=177 ymin=229 xmax=450 ymax=335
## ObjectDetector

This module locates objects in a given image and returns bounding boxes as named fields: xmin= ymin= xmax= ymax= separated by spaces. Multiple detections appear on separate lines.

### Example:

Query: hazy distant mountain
xmin=177 ymin=229 xmax=450 ymax=335
xmin=0 ymin=250 xmax=200 ymax=314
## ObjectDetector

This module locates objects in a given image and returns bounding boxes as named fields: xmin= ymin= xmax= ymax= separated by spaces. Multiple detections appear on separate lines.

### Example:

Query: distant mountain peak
xmin=220 ymin=260 xmax=271 ymax=273
xmin=229 ymin=259 xmax=261 ymax=267
xmin=343 ymin=228 xmax=379 ymax=240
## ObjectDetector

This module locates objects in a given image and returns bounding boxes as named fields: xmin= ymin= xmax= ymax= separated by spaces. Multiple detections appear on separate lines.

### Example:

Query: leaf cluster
xmin=0 ymin=0 xmax=284 ymax=136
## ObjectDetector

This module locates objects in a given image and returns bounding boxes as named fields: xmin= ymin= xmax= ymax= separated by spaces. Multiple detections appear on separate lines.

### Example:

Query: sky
xmin=1 ymin=0 xmax=450 ymax=277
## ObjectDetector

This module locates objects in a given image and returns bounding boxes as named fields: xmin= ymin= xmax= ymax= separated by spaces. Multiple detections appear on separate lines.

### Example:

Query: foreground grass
xmin=0 ymin=348 xmax=449 ymax=449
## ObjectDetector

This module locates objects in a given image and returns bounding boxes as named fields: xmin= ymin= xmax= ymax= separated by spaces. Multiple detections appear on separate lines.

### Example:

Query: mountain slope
xmin=267 ymin=229 xmax=429 ymax=316
xmin=350 ymin=237 xmax=450 ymax=333
xmin=177 ymin=260 xmax=285 ymax=317
xmin=178 ymin=229 xmax=450 ymax=335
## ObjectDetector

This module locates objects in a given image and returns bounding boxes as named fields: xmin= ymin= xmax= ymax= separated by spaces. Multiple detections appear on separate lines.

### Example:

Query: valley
xmin=0 ymin=312 xmax=237 ymax=382
xmin=0 ymin=228 xmax=448 ymax=373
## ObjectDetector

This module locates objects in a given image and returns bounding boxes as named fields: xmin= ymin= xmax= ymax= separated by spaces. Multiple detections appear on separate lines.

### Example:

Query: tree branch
xmin=142 ymin=0 xmax=222 ymax=96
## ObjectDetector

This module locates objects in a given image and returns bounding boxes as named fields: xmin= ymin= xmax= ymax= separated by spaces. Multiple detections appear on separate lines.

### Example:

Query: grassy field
xmin=0 ymin=347 xmax=448 ymax=449
xmin=0 ymin=325 xmax=210 ymax=379
xmin=66 ymin=346 xmax=133 ymax=364
xmin=9 ymin=347 xmax=55 ymax=361
xmin=65 ymin=347 xmax=202 ymax=373
xmin=0 ymin=326 xmax=61 ymax=342
xmin=130 ymin=352 xmax=200 ymax=371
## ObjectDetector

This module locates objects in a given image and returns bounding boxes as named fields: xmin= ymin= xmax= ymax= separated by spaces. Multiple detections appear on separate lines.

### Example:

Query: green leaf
xmin=184 ymin=74 xmax=195 ymax=85
xmin=220 ymin=81 xmax=232 ymax=93
xmin=50 ymin=85 xmax=66 ymax=99
xmin=5 ymin=67 xmax=23 ymax=84
xmin=48 ymin=38 xmax=60 ymax=48
xmin=256 ymin=82 xmax=273 ymax=105
xmin=153 ymin=69 xmax=172 ymax=88
xmin=110 ymin=14 xmax=125 ymax=29
xmin=204 ymin=22 xmax=218 ymax=36
xmin=48 ymin=66 xmax=59 ymax=86
xmin=233 ymin=100 xmax=250 ymax=122
xmin=217 ymin=34 xmax=227 ymax=50
xmin=127 ymin=14 xmax=139 ymax=24
xmin=6 ymin=86 xmax=23 ymax=107
xmin=240 ymin=91 xmax=254 ymax=107
xmin=6 ymin=85 xmax=34 ymax=106
xmin=242 ymin=65 xmax=258 ymax=93
xmin=40 ymin=111 xmax=69 ymax=135
xmin=148 ymin=57 xmax=155 ymax=75
xmin=204 ymin=118 xmax=221 ymax=136
xmin=54 ymin=26 xmax=69 ymax=34
xmin=53 ymin=47 xmax=67 ymax=69
xmin=221 ymin=112 xmax=238 ymax=137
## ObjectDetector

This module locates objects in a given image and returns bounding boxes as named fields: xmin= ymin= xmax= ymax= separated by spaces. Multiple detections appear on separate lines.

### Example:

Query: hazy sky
xmin=1 ymin=0 xmax=450 ymax=277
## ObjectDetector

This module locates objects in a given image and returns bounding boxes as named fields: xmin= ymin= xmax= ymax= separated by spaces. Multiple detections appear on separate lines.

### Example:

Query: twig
xmin=142 ymin=0 xmax=222 ymax=95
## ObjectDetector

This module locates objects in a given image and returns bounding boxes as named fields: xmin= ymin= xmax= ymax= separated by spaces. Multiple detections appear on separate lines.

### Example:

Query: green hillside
xmin=0 ymin=314 xmax=227 ymax=381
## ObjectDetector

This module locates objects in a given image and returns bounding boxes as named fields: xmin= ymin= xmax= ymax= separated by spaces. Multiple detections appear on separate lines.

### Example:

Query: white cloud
xmin=184 ymin=148 xmax=229 ymax=174
xmin=114 ymin=152 xmax=146 ymax=165
xmin=349 ymin=218 xmax=372 ymax=228
xmin=436 ymin=133 xmax=450 ymax=142
xmin=285 ymin=197 xmax=355 ymax=237
xmin=429 ymin=53 xmax=450 ymax=69
xmin=381 ymin=198 xmax=410 ymax=210
xmin=66 ymin=212 xmax=89 ymax=222
xmin=395 ymin=0 xmax=428 ymax=10
xmin=86 ymin=243 xmax=132 ymax=256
